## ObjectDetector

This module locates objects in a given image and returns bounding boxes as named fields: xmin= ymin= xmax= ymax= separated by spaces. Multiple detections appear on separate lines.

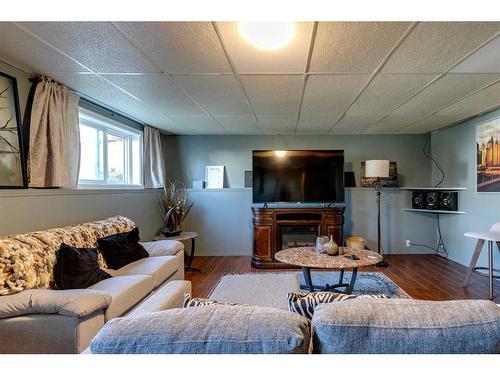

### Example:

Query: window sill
xmin=0 ymin=187 xmax=161 ymax=197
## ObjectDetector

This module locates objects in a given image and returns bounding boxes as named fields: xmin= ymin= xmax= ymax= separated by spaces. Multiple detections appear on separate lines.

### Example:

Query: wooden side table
xmin=153 ymin=231 xmax=200 ymax=272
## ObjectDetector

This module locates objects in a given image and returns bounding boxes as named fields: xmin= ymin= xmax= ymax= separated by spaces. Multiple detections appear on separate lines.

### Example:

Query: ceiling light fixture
xmin=239 ymin=22 xmax=295 ymax=50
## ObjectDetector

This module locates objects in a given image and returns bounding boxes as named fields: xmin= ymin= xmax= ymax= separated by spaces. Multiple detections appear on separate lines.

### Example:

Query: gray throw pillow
xmin=287 ymin=291 xmax=389 ymax=320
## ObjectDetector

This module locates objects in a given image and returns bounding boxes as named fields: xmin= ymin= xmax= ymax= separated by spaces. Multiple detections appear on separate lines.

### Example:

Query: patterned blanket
xmin=0 ymin=216 xmax=135 ymax=295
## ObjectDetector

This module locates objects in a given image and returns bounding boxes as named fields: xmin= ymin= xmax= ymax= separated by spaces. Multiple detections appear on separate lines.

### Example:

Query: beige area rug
xmin=208 ymin=271 xmax=410 ymax=310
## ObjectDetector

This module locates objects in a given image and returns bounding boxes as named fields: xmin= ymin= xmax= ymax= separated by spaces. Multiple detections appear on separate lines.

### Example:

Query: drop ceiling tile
xmin=364 ymin=116 xmax=422 ymax=134
xmin=399 ymin=115 xmax=466 ymax=134
xmin=432 ymin=81 xmax=500 ymax=118
xmin=140 ymin=114 xmax=185 ymax=134
xmin=382 ymin=22 xmax=500 ymax=73
xmin=217 ymin=22 xmax=314 ymax=73
xmin=451 ymin=35 xmax=500 ymax=73
xmin=258 ymin=116 xmax=297 ymax=134
xmin=331 ymin=116 xmax=383 ymax=134
xmin=18 ymin=22 xmax=159 ymax=73
xmin=213 ymin=116 xmax=260 ymax=134
xmin=115 ymin=22 xmax=231 ymax=73
xmin=347 ymin=74 xmax=435 ymax=116
xmin=390 ymin=73 xmax=500 ymax=118
xmin=296 ymin=116 xmax=337 ymax=134
xmin=301 ymin=74 xmax=369 ymax=116
xmin=168 ymin=116 xmax=228 ymax=135
xmin=47 ymin=72 xmax=155 ymax=121
xmin=310 ymin=22 xmax=410 ymax=73
xmin=0 ymin=22 xmax=86 ymax=73
xmin=105 ymin=73 xmax=203 ymax=116
xmin=240 ymin=75 xmax=304 ymax=116
xmin=173 ymin=75 xmax=250 ymax=116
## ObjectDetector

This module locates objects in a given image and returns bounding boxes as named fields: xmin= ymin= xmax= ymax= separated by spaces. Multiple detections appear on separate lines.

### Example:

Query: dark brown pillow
xmin=97 ymin=227 xmax=149 ymax=270
xmin=54 ymin=244 xmax=111 ymax=289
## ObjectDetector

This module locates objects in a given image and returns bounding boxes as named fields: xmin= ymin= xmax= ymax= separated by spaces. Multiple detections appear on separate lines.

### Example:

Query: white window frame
xmin=78 ymin=108 xmax=143 ymax=189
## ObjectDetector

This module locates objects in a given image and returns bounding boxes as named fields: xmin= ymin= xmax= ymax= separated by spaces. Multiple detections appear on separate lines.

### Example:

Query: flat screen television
xmin=252 ymin=150 xmax=345 ymax=203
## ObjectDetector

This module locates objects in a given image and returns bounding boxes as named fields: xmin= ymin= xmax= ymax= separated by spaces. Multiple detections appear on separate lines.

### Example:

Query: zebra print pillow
xmin=287 ymin=291 xmax=389 ymax=320
xmin=183 ymin=293 xmax=251 ymax=308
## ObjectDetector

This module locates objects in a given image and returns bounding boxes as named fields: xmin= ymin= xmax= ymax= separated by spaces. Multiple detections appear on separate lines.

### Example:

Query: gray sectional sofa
xmin=0 ymin=216 xmax=189 ymax=354
xmin=87 ymin=292 xmax=500 ymax=354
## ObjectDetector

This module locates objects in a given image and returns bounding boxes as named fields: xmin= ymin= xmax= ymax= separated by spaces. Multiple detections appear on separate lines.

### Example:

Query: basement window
xmin=78 ymin=108 xmax=143 ymax=188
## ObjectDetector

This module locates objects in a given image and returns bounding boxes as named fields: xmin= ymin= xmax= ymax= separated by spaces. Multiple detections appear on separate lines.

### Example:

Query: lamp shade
xmin=365 ymin=160 xmax=390 ymax=178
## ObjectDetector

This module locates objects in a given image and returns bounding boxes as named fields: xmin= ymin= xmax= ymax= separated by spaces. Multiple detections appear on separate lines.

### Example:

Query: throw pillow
xmin=97 ymin=227 xmax=149 ymax=270
xmin=54 ymin=243 xmax=111 ymax=289
xmin=287 ymin=291 xmax=389 ymax=320
xmin=183 ymin=293 xmax=250 ymax=308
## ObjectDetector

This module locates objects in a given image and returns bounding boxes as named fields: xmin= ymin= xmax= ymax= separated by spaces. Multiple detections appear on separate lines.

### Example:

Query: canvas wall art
xmin=476 ymin=116 xmax=500 ymax=192
xmin=0 ymin=72 xmax=26 ymax=188
xmin=361 ymin=161 xmax=398 ymax=188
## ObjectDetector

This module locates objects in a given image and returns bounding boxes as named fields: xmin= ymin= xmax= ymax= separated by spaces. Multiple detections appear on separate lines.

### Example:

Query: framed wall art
xmin=476 ymin=116 xmax=500 ymax=192
xmin=0 ymin=71 xmax=27 ymax=188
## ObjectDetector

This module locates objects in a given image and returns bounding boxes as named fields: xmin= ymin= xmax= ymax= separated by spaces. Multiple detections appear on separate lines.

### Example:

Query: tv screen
xmin=252 ymin=150 xmax=345 ymax=203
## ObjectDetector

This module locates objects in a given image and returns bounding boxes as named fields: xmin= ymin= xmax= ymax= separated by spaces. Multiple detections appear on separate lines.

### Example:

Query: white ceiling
xmin=0 ymin=21 xmax=499 ymax=135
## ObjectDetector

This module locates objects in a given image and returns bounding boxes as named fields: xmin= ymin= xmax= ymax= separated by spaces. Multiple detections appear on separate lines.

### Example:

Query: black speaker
xmin=411 ymin=191 xmax=425 ymax=209
xmin=425 ymin=191 xmax=439 ymax=210
xmin=438 ymin=191 xmax=458 ymax=211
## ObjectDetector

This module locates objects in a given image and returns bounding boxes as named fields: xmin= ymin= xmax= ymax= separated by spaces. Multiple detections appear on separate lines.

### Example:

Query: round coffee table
xmin=275 ymin=247 xmax=382 ymax=294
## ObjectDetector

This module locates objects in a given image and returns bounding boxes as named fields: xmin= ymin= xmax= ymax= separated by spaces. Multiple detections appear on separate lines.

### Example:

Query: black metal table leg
xmin=185 ymin=238 xmax=201 ymax=272
xmin=343 ymin=267 xmax=358 ymax=294
xmin=302 ymin=267 xmax=314 ymax=292
xmin=299 ymin=267 xmax=358 ymax=294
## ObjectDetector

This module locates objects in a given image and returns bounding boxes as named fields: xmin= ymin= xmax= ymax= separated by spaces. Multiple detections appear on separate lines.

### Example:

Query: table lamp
xmin=365 ymin=160 xmax=390 ymax=267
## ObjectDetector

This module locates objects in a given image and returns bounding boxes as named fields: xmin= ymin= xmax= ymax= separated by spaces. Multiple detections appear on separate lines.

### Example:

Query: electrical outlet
xmin=405 ymin=240 xmax=411 ymax=247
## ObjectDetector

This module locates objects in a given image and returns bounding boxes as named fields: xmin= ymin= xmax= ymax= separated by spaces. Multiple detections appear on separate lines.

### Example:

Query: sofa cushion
xmin=0 ymin=216 xmax=135 ymax=295
xmin=105 ymin=256 xmax=178 ymax=288
xmin=0 ymin=289 xmax=112 ymax=319
xmin=54 ymin=244 xmax=111 ymax=289
xmin=312 ymin=299 xmax=500 ymax=354
xmin=88 ymin=275 xmax=155 ymax=320
xmin=97 ymin=227 xmax=149 ymax=270
xmin=141 ymin=240 xmax=183 ymax=257
xmin=90 ymin=304 xmax=311 ymax=354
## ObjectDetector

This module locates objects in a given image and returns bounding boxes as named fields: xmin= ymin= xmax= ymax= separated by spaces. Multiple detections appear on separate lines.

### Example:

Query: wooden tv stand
xmin=251 ymin=206 xmax=345 ymax=269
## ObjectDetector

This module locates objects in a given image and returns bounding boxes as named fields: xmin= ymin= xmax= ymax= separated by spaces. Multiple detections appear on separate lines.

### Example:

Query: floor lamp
xmin=365 ymin=160 xmax=390 ymax=267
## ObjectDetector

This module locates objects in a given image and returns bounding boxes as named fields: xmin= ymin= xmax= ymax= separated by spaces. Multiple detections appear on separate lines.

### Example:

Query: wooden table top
xmin=275 ymin=247 xmax=382 ymax=269
xmin=153 ymin=231 xmax=198 ymax=242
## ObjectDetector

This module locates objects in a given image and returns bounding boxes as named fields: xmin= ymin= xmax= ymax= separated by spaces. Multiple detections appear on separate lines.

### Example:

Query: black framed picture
xmin=0 ymin=71 xmax=27 ymax=188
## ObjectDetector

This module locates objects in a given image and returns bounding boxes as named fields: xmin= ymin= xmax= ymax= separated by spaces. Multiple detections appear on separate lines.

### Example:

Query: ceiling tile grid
xmin=240 ymin=75 xmax=304 ymax=116
xmin=301 ymin=74 xmax=370 ymax=116
xmin=309 ymin=22 xmax=411 ymax=73
xmin=173 ymin=74 xmax=251 ymax=116
xmin=381 ymin=22 xmax=500 ymax=74
xmin=1 ymin=21 xmax=500 ymax=135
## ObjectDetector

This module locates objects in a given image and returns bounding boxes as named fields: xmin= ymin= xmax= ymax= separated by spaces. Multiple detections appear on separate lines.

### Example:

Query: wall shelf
xmin=402 ymin=208 xmax=465 ymax=214
xmin=400 ymin=187 xmax=467 ymax=191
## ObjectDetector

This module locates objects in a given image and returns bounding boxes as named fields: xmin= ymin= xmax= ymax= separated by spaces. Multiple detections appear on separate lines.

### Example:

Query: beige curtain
xmin=143 ymin=126 xmax=166 ymax=188
xmin=28 ymin=77 xmax=80 ymax=188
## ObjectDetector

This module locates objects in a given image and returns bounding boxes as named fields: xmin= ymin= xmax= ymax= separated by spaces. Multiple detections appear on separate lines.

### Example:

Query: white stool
xmin=464 ymin=223 xmax=500 ymax=300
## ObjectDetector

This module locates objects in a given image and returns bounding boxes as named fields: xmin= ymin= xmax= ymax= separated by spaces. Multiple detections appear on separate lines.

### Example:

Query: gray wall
xmin=431 ymin=108 xmax=500 ymax=269
xmin=165 ymin=134 xmax=437 ymax=256
xmin=0 ymin=60 xmax=164 ymax=240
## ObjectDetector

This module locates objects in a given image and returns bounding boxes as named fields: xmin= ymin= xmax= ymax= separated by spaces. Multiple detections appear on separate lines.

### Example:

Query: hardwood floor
xmin=185 ymin=254 xmax=499 ymax=303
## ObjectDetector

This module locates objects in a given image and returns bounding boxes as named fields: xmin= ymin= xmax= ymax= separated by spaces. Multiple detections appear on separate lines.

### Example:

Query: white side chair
xmin=464 ymin=223 xmax=500 ymax=300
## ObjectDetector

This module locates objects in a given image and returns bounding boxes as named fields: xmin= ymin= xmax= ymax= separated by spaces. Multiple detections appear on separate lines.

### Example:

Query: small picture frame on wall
xmin=0 ymin=71 xmax=27 ymax=188
xmin=205 ymin=165 xmax=225 ymax=189
xmin=476 ymin=116 xmax=500 ymax=193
